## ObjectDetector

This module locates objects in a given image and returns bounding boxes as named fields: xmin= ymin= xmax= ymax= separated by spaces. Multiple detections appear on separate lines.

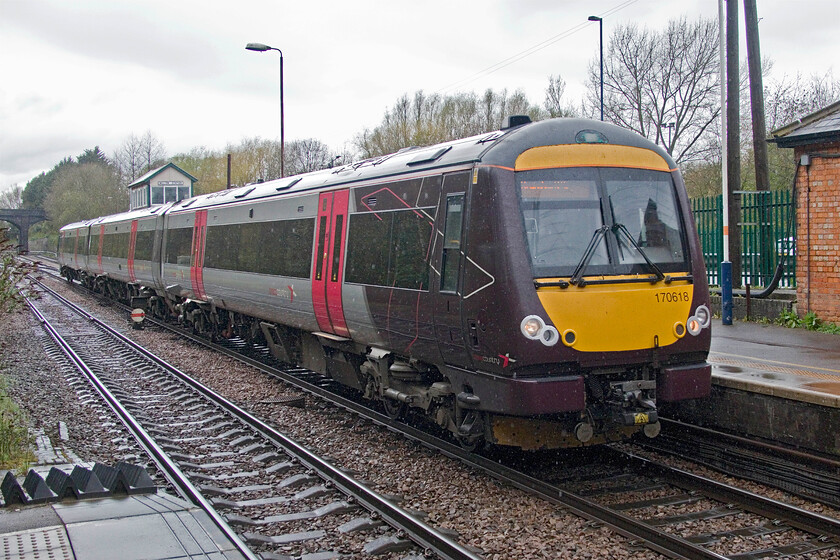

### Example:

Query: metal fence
xmin=691 ymin=190 xmax=796 ymax=288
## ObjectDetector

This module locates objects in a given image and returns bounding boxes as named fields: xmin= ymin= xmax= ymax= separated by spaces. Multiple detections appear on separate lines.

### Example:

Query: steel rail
xmin=34 ymin=280 xmax=482 ymax=560
xmin=649 ymin=418 xmax=840 ymax=508
xmin=612 ymin=447 xmax=840 ymax=539
xmin=141 ymin=311 xmax=840 ymax=558
xmin=25 ymin=296 xmax=260 ymax=560
xmin=659 ymin=417 xmax=840 ymax=470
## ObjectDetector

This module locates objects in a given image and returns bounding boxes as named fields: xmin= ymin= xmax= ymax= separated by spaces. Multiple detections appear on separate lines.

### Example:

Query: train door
xmin=96 ymin=225 xmax=104 ymax=274
xmin=312 ymin=190 xmax=350 ymax=337
xmin=432 ymin=171 xmax=472 ymax=367
xmin=72 ymin=230 xmax=79 ymax=268
xmin=190 ymin=210 xmax=208 ymax=300
xmin=127 ymin=220 xmax=138 ymax=283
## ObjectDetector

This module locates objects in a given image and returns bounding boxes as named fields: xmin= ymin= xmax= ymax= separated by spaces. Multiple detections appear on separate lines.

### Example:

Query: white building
xmin=128 ymin=163 xmax=197 ymax=210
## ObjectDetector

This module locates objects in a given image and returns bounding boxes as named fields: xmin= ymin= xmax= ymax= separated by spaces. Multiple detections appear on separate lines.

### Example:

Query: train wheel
xmin=455 ymin=409 xmax=484 ymax=452
xmin=382 ymin=398 xmax=406 ymax=420
xmin=455 ymin=434 xmax=481 ymax=453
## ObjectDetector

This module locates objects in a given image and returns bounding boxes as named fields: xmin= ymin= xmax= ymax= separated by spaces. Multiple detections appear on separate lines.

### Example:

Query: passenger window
xmin=441 ymin=194 xmax=464 ymax=292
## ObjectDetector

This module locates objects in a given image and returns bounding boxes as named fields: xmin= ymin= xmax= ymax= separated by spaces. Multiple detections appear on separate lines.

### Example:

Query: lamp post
xmin=588 ymin=16 xmax=604 ymax=121
xmin=246 ymin=42 xmax=284 ymax=178
xmin=661 ymin=122 xmax=675 ymax=152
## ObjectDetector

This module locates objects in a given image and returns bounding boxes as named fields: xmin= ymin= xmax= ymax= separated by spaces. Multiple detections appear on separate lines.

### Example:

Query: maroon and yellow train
xmin=59 ymin=117 xmax=711 ymax=450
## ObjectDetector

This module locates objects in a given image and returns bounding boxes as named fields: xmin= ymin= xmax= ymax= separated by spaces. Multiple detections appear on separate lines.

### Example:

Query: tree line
xmin=3 ymin=15 xmax=837 ymax=240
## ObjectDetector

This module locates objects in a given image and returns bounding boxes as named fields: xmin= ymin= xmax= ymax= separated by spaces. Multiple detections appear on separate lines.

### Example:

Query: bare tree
xmin=765 ymin=70 xmax=840 ymax=131
xmin=0 ymin=185 xmax=23 ymax=209
xmin=544 ymin=74 xmax=577 ymax=118
xmin=587 ymin=17 xmax=720 ymax=164
xmin=113 ymin=130 xmax=167 ymax=185
xmin=355 ymin=88 xmax=545 ymax=158
xmin=287 ymin=138 xmax=333 ymax=175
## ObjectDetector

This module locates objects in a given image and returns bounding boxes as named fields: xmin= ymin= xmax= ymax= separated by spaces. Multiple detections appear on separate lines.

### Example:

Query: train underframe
xmin=64 ymin=268 xmax=666 ymax=451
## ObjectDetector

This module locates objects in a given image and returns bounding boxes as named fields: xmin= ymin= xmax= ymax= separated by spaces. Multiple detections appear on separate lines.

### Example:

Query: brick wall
xmin=794 ymin=141 xmax=840 ymax=323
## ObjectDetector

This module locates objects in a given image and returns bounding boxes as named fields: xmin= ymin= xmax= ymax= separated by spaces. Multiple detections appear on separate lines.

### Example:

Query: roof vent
xmin=502 ymin=115 xmax=532 ymax=129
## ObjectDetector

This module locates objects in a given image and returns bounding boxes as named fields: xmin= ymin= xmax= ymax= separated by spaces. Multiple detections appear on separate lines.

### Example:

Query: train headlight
xmin=687 ymin=318 xmax=702 ymax=336
xmin=693 ymin=305 xmax=711 ymax=328
xmin=541 ymin=326 xmax=560 ymax=346
xmin=686 ymin=304 xmax=711 ymax=336
xmin=520 ymin=315 xmax=544 ymax=339
xmin=520 ymin=315 xmax=560 ymax=346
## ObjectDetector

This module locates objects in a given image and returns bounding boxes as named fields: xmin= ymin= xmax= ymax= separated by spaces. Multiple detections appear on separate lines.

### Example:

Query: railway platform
xmin=1 ymin=461 xmax=249 ymax=560
xmin=710 ymin=317 xmax=840 ymax=404
xmin=665 ymin=318 xmax=840 ymax=457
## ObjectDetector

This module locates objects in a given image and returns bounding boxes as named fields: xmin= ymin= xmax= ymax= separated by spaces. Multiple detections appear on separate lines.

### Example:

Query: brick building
xmin=770 ymin=100 xmax=840 ymax=323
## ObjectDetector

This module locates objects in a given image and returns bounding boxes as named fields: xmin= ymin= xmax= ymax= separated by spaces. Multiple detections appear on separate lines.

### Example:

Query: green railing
xmin=690 ymin=190 xmax=796 ymax=288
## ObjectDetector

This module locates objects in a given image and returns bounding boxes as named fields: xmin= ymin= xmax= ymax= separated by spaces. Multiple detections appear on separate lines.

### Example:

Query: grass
xmin=0 ymin=375 xmax=35 ymax=473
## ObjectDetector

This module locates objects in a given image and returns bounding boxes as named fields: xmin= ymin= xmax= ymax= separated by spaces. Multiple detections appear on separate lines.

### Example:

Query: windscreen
xmin=518 ymin=167 xmax=688 ymax=278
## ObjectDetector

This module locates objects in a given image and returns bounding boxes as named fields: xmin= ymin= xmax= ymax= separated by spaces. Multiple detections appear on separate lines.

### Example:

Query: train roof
xmin=59 ymin=118 xmax=678 ymax=226
xmin=167 ymin=129 xmax=505 ymax=213
xmin=168 ymin=117 xmax=677 ymax=213
xmin=58 ymin=204 xmax=176 ymax=232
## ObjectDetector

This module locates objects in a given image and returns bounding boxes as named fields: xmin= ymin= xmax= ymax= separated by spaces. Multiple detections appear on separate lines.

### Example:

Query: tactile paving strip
xmin=710 ymin=353 xmax=840 ymax=382
xmin=2 ymin=526 xmax=73 ymax=560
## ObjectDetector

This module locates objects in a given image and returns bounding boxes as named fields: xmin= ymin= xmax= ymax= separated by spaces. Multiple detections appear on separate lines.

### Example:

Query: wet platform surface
xmin=709 ymin=318 xmax=840 ymax=407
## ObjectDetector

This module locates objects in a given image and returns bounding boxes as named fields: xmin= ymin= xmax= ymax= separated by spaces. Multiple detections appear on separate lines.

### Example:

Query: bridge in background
xmin=0 ymin=208 xmax=47 ymax=253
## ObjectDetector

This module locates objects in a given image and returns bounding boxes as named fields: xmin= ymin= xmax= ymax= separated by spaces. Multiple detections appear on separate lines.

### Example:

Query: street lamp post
xmin=661 ymin=122 xmax=675 ymax=152
xmin=246 ymin=42 xmax=284 ymax=178
xmin=588 ymin=16 xmax=604 ymax=121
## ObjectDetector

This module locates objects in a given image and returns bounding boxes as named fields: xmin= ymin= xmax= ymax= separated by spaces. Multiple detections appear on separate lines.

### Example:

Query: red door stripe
xmin=190 ymin=210 xmax=208 ymax=300
xmin=312 ymin=193 xmax=333 ymax=332
xmin=311 ymin=190 xmax=350 ymax=337
xmin=326 ymin=189 xmax=349 ymax=337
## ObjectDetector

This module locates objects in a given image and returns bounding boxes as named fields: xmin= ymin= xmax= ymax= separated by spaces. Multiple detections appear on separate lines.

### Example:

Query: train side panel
xmin=196 ymin=194 xmax=321 ymax=334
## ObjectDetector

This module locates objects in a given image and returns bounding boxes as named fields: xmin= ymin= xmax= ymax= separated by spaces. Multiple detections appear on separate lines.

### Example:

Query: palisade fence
xmin=691 ymin=190 xmax=796 ymax=288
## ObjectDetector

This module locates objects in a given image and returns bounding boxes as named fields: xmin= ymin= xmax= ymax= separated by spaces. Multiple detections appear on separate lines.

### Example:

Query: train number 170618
xmin=655 ymin=291 xmax=690 ymax=303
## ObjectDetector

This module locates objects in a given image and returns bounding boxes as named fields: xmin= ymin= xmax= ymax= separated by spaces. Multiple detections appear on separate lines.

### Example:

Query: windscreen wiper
xmin=569 ymin=225 xmax=609 ymax=286
xmin=611 ymin=223 xmax=666 ymax=283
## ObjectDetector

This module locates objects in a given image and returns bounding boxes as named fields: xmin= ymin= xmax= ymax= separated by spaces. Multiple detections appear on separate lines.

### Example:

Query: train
xmin=58 ymin=117 xmax=712 ymax=450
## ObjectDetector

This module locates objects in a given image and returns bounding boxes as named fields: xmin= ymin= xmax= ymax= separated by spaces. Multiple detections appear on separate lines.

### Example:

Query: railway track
xmin=638 ymin=418 xmax=840 ymax=509
xmin=30 ymin=269 xmax=840 ymax=559
xmin=27 ymin=281 xmax=481 ymax=560
xmin=128 ymin=320 xmax=840 ymax=556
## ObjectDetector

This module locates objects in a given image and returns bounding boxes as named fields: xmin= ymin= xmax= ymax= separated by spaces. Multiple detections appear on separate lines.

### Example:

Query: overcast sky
xmin=1 ymin=0 xmax=838 ymax=192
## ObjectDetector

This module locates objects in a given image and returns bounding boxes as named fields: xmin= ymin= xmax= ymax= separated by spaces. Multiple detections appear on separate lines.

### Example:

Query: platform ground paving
xmin=1 ymin=434 xmax=249 ymax=560
xmin=0 ymin=490 xmax=249 ymax=560
xmin=709 ymin=318 xmax=840 ymax=407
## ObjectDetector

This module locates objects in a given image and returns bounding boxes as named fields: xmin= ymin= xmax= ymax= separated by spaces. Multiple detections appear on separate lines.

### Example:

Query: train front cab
xmin=454 ymin=124 xmax=711 ymax=450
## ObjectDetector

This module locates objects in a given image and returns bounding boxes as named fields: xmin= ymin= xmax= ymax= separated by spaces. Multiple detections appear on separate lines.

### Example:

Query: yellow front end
xmin=536 ymin=276 xmax=694 ymax=352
